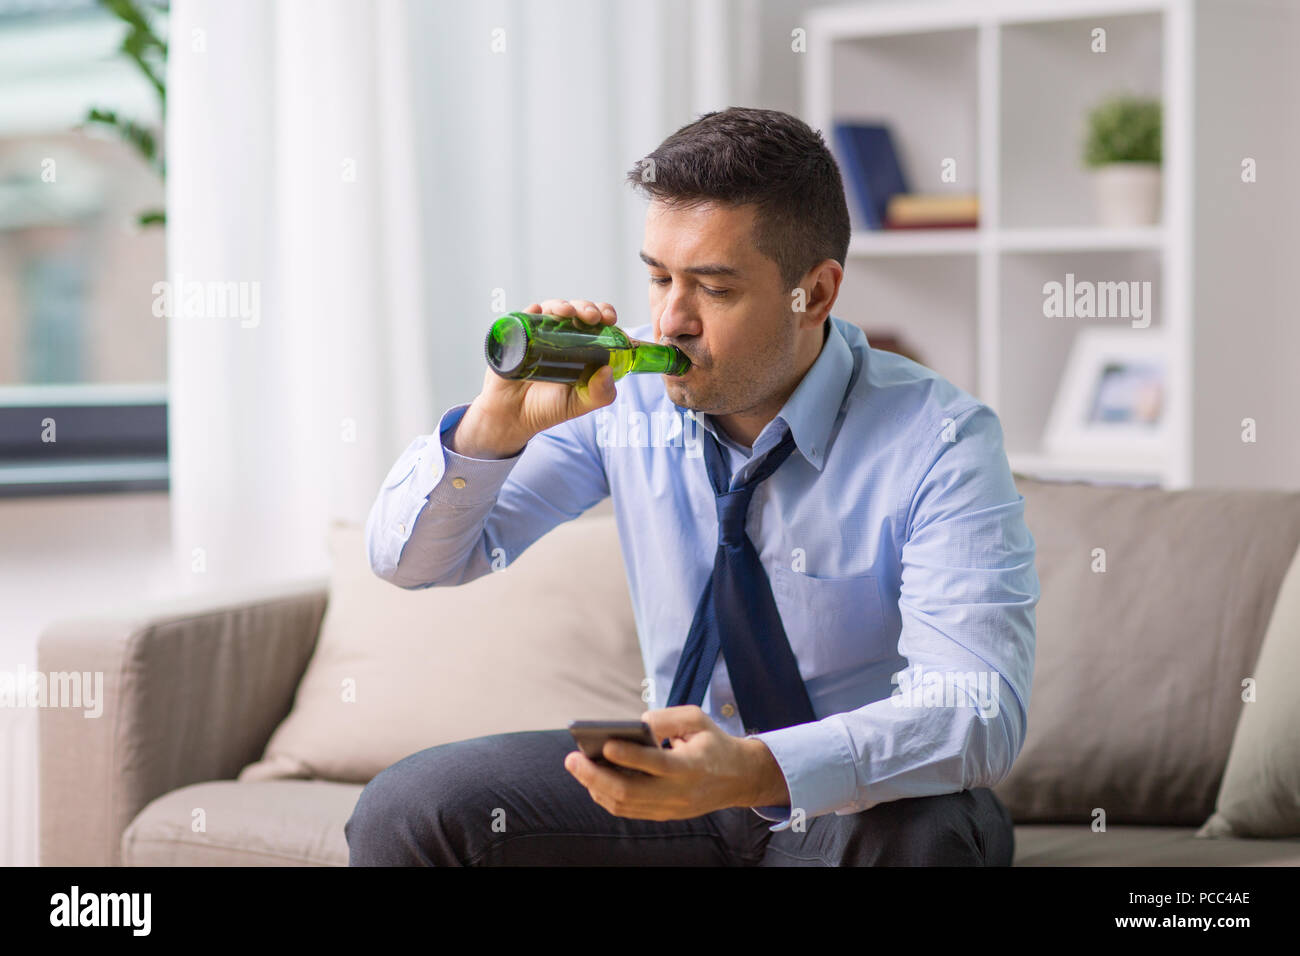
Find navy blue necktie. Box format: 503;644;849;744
666;422;817;734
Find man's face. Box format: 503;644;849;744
641;199;800;417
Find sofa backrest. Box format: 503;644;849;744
244;478;1300;828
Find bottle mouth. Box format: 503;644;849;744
485;313;530;375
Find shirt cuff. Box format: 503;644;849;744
745;717;859;833
415;403;525;508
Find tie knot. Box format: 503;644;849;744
704;426;800;548
715;487;756;546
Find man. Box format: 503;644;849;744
347;106;1038;866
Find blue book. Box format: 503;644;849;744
833;123;910;230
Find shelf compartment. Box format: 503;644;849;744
999;11;1164;229
997;249;1164;458
827;27;980;233
839;254;979;399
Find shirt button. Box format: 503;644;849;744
721;703;736;717
397;522;406;534
451;477;467;489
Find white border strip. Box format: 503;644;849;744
0;458;168;484
0;383;167;406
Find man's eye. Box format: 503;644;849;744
648;275;726;298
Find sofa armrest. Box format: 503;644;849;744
37;577;329;866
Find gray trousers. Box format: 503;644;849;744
344;729;1015;866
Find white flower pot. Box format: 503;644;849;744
1091;162;1162;227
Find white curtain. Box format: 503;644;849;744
166;0;432;592
163;0;751;594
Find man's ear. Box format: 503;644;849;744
790;257;842;329
796;259;844;325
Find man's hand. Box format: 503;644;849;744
451;299;619;460
562;705;790;820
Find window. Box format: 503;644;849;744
0;0;167;496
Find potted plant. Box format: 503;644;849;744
1083;94;1162;227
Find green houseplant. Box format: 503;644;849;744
1083;94;1162;227
82;0;168;227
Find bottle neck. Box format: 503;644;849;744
627;340;690;376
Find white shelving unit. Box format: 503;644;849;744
805;0;1300;489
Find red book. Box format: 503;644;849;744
881;220;978;230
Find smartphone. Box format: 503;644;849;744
567;720;669;774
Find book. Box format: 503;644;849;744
885;193;979;227
881;220;979;230
833;123;909;230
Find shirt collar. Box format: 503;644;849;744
689;317;854;473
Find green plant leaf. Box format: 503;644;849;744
83;107;160;171
91;0;168;226
1083;95;1162;167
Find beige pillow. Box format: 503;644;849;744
1197;542;1300;838
993;478;1300;825
239;509;647;784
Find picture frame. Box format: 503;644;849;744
1043;327;1168;463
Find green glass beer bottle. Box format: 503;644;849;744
484;311;690;385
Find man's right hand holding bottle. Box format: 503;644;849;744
449;299;620;460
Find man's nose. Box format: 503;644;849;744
656;287;698;342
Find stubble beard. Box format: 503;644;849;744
664;353;790;420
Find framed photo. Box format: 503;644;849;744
1043;327;1168;461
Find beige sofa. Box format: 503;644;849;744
38;475;1300;865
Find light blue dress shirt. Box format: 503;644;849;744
365;315;1038;832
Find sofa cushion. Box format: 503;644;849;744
993;477;1300;825
1198;540;1300;837
123;781;1300;867
122;780;362;866
238;504;646;784
1013;824;1300;866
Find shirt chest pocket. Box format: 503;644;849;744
770;565;888;678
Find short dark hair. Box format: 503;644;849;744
626;106;851;292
